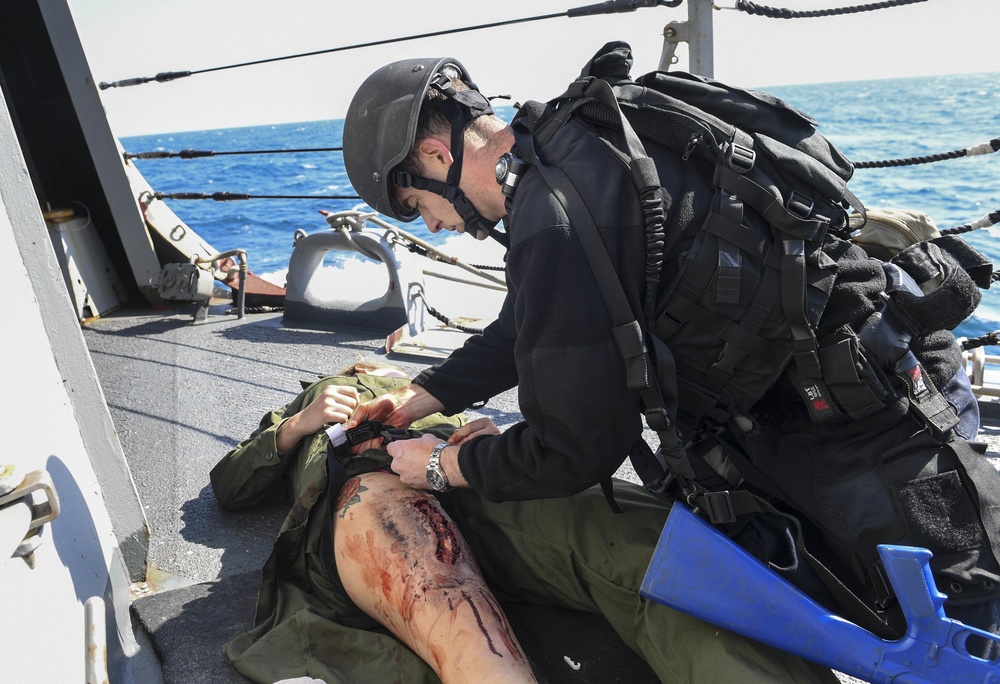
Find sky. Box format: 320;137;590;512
66;0;1000;137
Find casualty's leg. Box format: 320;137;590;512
448;479;839;684
333;472;537;684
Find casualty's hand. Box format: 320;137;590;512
388;433;470;490
448;417;500;445
276;385;359;454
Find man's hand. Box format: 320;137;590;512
387;434;469;490
348;384;445;428
276;385;359;454
346;384;447;454
448;417;500;445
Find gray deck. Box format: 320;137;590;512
83;303;1000;684
83;304;656;683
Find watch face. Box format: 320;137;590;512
494;154;509;184
427;467;447;491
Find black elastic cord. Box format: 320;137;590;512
125;147;342;160
151;191;359;201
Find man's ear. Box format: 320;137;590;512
415;137;453;176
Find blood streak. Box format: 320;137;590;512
408;498;461;565
461;591;502;657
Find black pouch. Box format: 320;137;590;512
874;435;1000;603
888;238;987;332
818;324;896;422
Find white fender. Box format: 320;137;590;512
283;227;424;332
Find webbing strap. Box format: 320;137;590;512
715;165;827;242
571;78;667;328
895;355;960;436
780;238;844;423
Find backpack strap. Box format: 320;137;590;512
520;128;697;491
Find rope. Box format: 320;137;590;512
152;191;360;201
940;209;1000;236
99;1;675;90
421;298;486;335
402;242;506;273
125;147;341;160
732;0;927;19
233;305;284;314
962;331;1000;351
854;138;1000;169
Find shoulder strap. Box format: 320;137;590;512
521;127;696;489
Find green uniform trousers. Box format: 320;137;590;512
447;479;838;684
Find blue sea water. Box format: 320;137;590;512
122;72;1000;339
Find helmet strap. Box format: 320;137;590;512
391;73;503;240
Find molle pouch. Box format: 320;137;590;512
873;436;1000;606
817;325;895;422
888;237;989;332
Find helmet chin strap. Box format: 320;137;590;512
390;71;507;243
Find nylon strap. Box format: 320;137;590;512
524;134;696;484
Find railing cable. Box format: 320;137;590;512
940;209;1000;236
152;191;360;201
854;137;999;169
961;331;1000;352
126;147;341;160
99;0;679;90
730;0;928;19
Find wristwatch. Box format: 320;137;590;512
426;442;452;492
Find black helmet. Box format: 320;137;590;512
343;57;503;241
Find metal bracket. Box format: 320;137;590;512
659;20;689;70
0;469;61;568
0;469;61;533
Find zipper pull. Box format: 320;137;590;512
681;133;703;162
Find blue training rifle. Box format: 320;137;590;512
640;503;1000;683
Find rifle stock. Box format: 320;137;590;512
640;503;1000;683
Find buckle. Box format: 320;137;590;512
726;142;755;174
327;421;417;453
787;190;815;219
700;491;737;525
390;170;413;188
643;407;672;432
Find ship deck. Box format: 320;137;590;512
82;302;1000;684
82;303;660;683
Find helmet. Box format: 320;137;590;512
343;57;472;222
343;57;504;242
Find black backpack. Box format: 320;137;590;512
511;40;989;484
508;41;995;636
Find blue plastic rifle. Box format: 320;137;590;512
640;503;1000;683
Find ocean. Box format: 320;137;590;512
122;71;1000;340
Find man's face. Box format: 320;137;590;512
394;186;489;240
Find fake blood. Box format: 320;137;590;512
409;497;461;564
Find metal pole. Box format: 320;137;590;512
688;0;715;78
85;596;109;684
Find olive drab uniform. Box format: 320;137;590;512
211;374;835;684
